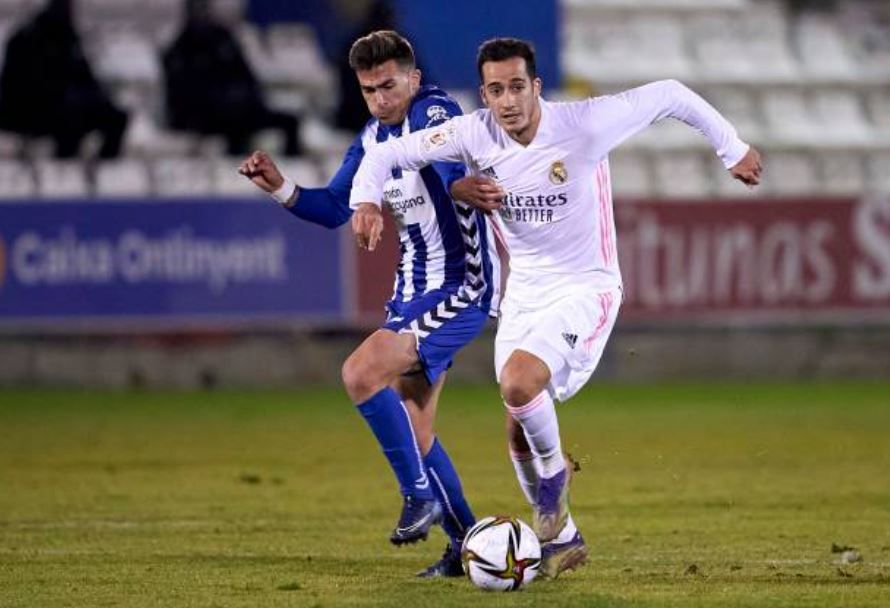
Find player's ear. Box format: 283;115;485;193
479;85;490;108
410;68;421;89
533;77;542;98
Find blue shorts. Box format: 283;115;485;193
382;289;488;385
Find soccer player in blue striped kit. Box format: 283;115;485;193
239;31;504;577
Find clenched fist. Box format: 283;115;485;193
239;150;285;193
730;147;763;187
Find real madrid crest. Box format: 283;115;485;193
549;160;568;185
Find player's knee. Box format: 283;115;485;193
499;366;540;407
341;354;379;403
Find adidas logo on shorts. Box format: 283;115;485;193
562;332;578;348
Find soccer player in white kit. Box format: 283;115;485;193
349;38;763;578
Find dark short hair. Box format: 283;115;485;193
477;38;537;82
348;30;416;72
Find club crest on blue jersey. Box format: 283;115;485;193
425;104;450;127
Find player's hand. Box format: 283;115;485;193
729;147;762;187
352;203;384;252
450;176;504;212
238;150;284;193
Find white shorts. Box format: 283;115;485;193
495;287;622;402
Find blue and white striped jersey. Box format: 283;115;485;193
291;85;500;314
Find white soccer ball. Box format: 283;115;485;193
461;515;541;591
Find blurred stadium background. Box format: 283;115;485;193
0;0;889;388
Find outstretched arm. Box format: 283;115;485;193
349;118;469;249
585;79;761;185
240;140;365;229
349;119;467;211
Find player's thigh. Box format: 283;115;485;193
395;371;446;416
494;306;533;383
342;328;420;387
498;289;622;402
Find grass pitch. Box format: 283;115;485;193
1;382;888;607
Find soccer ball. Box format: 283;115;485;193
461;515;541;591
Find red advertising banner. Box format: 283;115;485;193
352;197;890;325
353;214;400;323
616;196;890;323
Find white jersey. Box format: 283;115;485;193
351;79;749;311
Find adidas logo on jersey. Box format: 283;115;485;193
562;332;578;348
481;166;499;180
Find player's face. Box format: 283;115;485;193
480;57;542;143
355;59;421;125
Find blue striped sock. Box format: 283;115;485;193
424;438;476;545
357;387;433;500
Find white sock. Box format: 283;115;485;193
554;514;578;544
505;391;566;479
509;448;541;506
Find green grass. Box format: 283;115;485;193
1;382;888;607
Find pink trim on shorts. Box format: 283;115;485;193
583;291;614;355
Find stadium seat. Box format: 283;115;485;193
865;90;890;138
652;151;712;198
151;158;213;197
213;157;324;197
300;115;353;157
79;0;180;23
91;25;160;86
761;152;818;195
866;153;890;195
234;23;265;73
818;153;866;196
95;159;151;196
212;158;260;196
34;160;89;198
689;3;798;84
0;0;41;19
266;23;333;90
124;110;198;158
563;14;692;85
277;159;324;189
0;130;22;158
0;159;36;198
701;87;763;144
238;23;332;93
608;151;653;198
811;90;872;147
562;0;749;9
793;14;861;82
761;90;818;146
